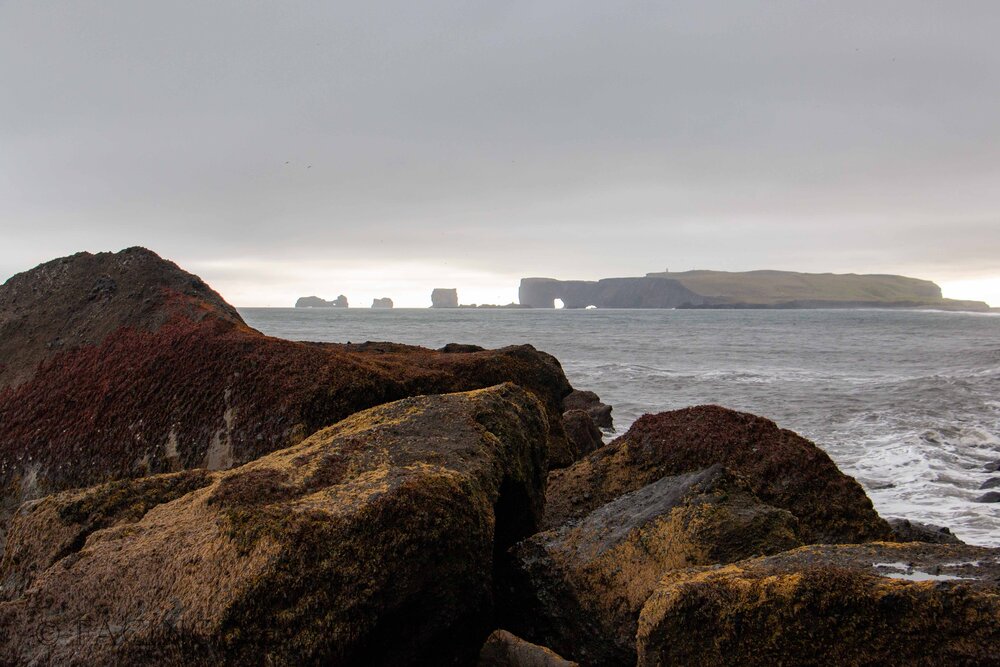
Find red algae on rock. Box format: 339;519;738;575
545;404;892;543
0;248;582;552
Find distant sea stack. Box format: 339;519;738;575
372;297;393;309
519;270;991;311
295;294;348;308
431;288;459;308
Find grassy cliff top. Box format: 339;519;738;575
645;269;944;305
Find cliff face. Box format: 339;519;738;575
520;271;990;311
431;288;458;308
519;277;706;309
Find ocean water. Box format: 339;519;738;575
240;307;1000;546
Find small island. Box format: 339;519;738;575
295;294;348;308
371;297;393;309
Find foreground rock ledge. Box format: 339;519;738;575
503;465;801;666
637;542;1000;667
0;384;549;666
0;248;583;553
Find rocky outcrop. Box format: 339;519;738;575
519;271;991;311
0;384;550;666
636;542;1000;667
519;277;706;309
544;405;892;543
0;249;585;552
295;294;348;308
371;297;393;309
888;518;964;545
478;630;578;667
432;288;459;308
562;390;613;430
0;247;242;390
561;410;603;459
502;466;800;666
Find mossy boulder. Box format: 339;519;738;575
545;405;891;543
0;384;549;666
502;465;801;666
0;248;586;552
637;542;1000;667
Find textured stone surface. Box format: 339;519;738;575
0;384;549;666
0;249;581;551
545;405;892;543
478;630;578;667
637;542;1000;667
503;466;800;666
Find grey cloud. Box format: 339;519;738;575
1;1;998;297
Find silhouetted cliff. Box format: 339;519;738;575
519;271;990;311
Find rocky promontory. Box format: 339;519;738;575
1;248;997;666
519;270;991;311
295;294;348;308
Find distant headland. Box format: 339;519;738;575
519;270;991;311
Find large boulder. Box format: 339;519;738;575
0;249;582;551
561;390;613;430
545;405;892;543
561;410;603;459
637;542;1000;667
0;384;549;666
502;466;800;666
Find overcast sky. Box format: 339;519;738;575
1;1;998;306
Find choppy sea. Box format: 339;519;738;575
241;307;1000;546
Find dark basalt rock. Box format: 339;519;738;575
0;385;549;666
976;491;1000;503
562;389;613;430
561;410;603;460
637;542;1000;667
544;405;892;543
502;465;800;667
888;518;965;545
478;630;578;667
980;477;1000;490
0;249;584;553
0;247;242;390
371;297;393;308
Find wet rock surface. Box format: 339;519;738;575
888;518;965;545
561;389;613;429
502;465;800;666
544;405;892;543
0;384;549;666
561;410;603;461
637;542;1000;667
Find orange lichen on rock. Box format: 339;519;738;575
502;466;801;666
545;405;891;543
636;542;1000;667
0;248;580;553
0;384;550;666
